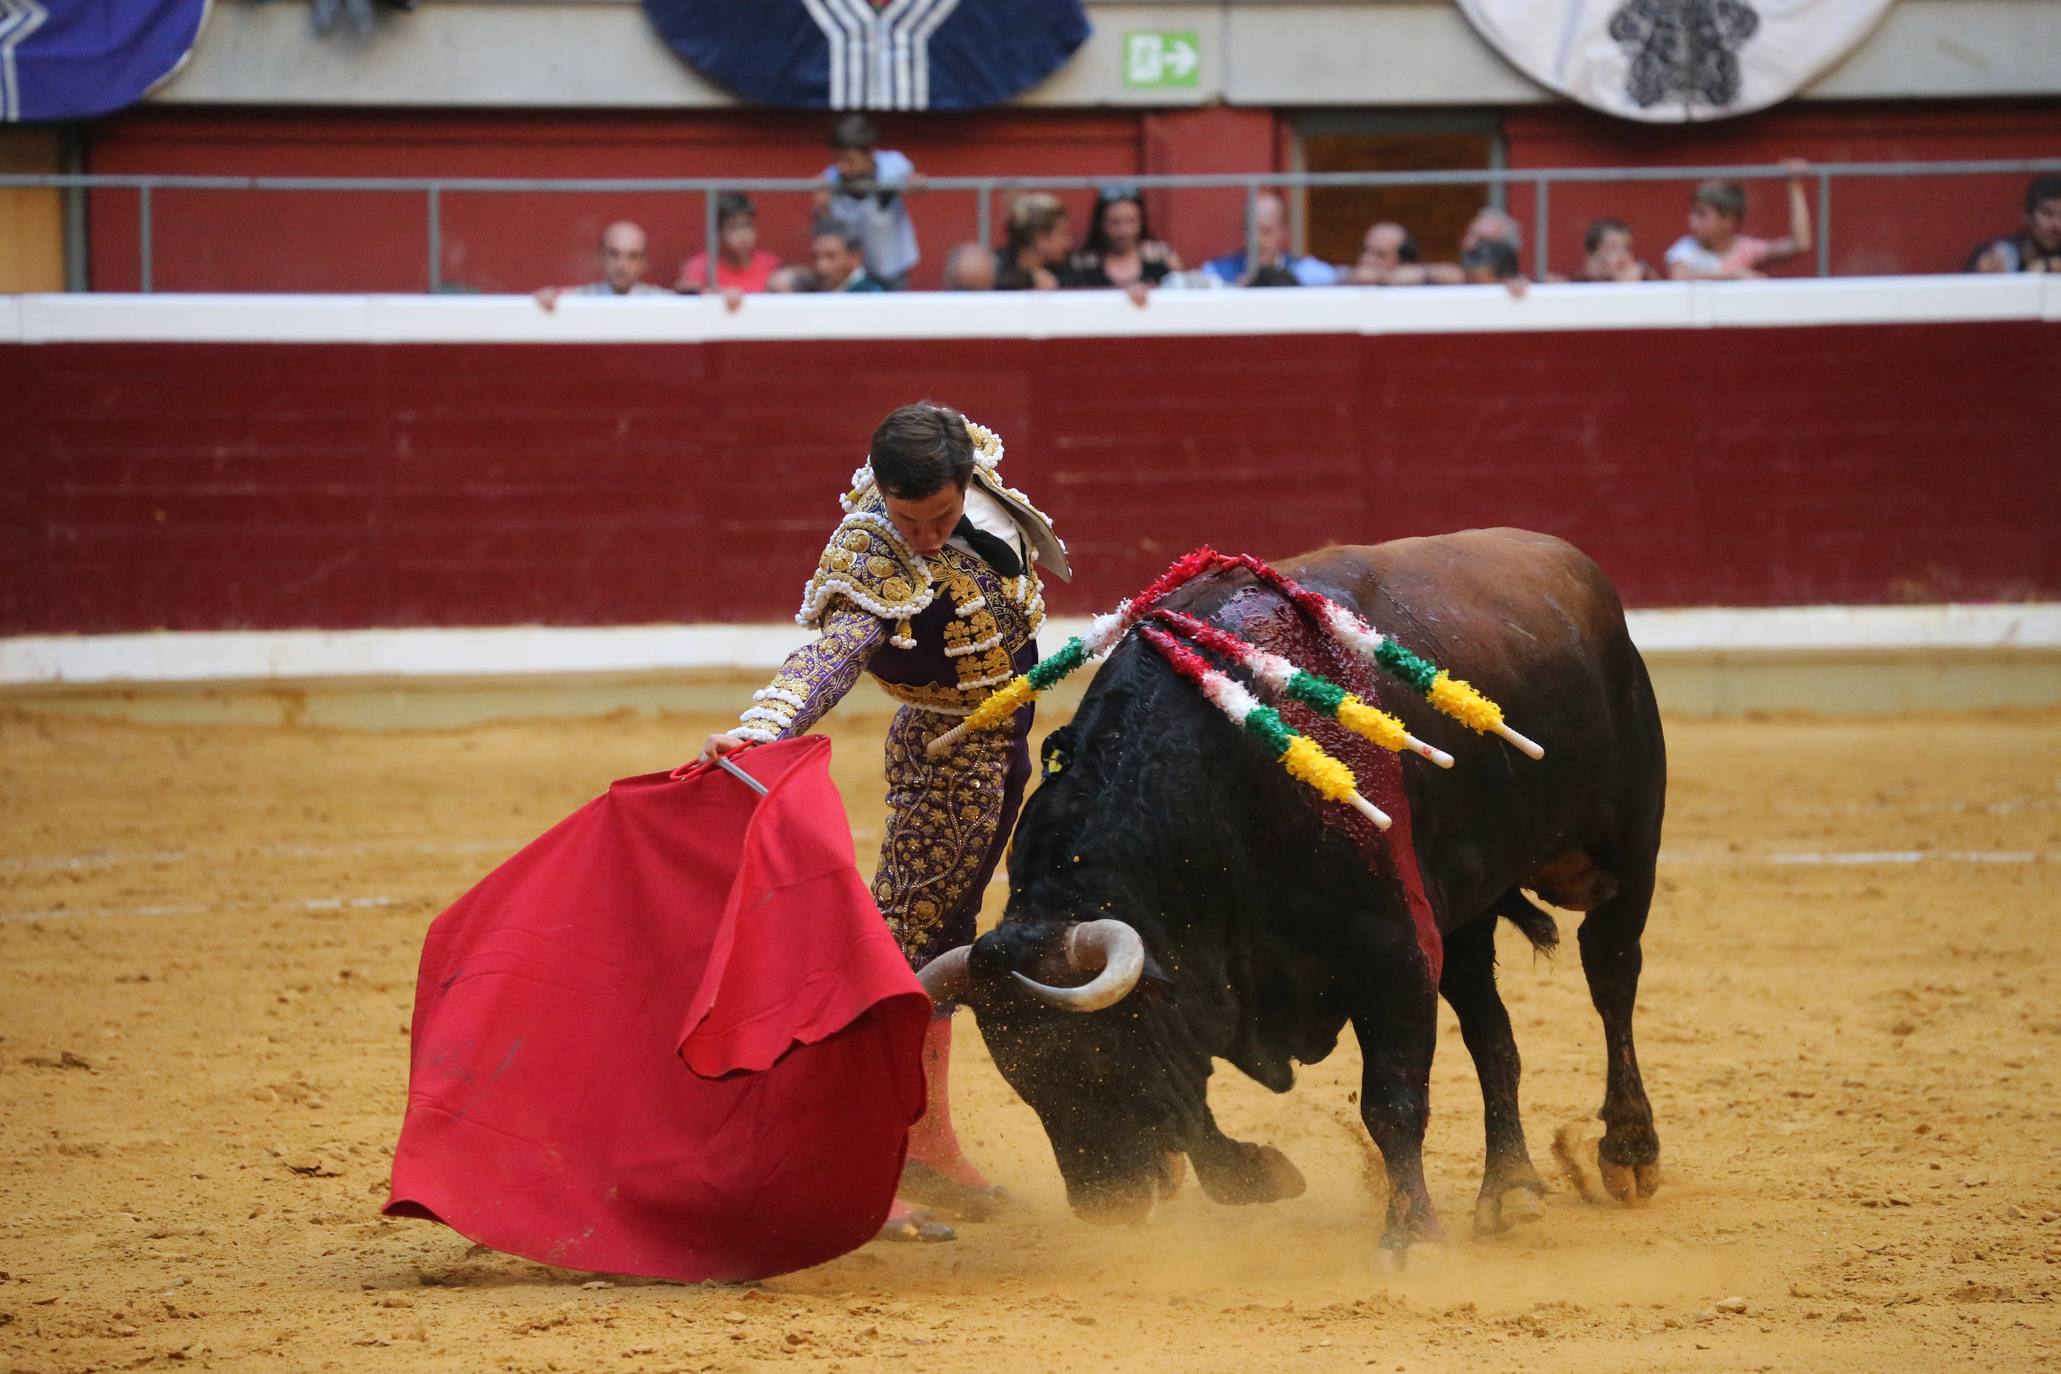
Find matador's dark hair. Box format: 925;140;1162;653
870;403;974;500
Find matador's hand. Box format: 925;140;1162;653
698;732;751;764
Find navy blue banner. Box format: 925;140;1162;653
2;0;208;123
643;0;1090;111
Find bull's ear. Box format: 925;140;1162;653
1139;951;1176;994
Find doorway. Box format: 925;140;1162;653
1293;113;1504;269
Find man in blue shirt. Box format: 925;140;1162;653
1203;191;1340;287
814;115;922;290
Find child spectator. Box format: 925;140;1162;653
1966;175;2061;273
676;192;782;296
813;115;920;289
1066;188;1182;292
1665;162;1813;280
994;194;1071;291
810;223;885;293
1571;218;1659;282
534;221;671;311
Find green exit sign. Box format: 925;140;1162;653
1123;30;1201;89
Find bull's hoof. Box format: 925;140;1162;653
1376;1240;1448;1273
1194;1141;1306;1206
1597;1148;1659;1205
1473;1185;1546;1236
897;1160;1008;1222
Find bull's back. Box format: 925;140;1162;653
1286;529;1662;922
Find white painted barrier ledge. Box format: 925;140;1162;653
5;274;2057;345
4;603;2056;687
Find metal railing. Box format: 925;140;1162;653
6;159;2059;293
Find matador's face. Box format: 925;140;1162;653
883;483;967;556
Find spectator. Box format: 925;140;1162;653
533;221;670;311
765;265;820;293
994;194;1071;291
1351;221;1419;284
1247;265;1301;288
676;192;783;296
1666;162;1813;280
813;114;920;289
1570;217;1659;282
942;242;997;291
1460;238;1522;286
1067;187;1182;291
810;223;885;293
1967;175;2061;273
1461;207;1522;256
1203;192;1340;287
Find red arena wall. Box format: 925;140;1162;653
4;293;2054;636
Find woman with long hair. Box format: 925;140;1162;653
1067;186;1182;291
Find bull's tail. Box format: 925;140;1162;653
1491;887;1560;955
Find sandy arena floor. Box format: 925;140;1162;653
2;702;2058;1373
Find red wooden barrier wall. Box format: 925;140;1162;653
5;320;2054;635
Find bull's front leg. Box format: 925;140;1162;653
1348;942;1443;1262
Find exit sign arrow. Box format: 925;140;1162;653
1123;30;1202;89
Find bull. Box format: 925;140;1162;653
919;529;1666;1259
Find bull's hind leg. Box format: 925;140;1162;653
1577;853;1661;1202
1440;908;1547;1234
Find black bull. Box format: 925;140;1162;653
921;529;1667;1257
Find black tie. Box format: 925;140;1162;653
953;516;1024;577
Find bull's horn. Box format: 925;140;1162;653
916;945;974;1005
1011;919;1146;1013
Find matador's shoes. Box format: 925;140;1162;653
897;1014;1010;1222
876;1199;956;1244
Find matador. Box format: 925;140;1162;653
700;402;1067;1241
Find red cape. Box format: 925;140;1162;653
384;737;931;1283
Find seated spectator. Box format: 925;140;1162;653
1203;192;1340;287
1350;221;1419;284
942;242;996;291
1570;218;1659;282
1460;238;1522;285
1666;162;1812;280
765;265;820;293
810;223;885;293
1373;207;1533;290
1461;207;1522;256
1067;187;1182;291
676;192;782;296
1967;175;2061;273
534;221;670;311
813;114;921;290
994;194;1071;291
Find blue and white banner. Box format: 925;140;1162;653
643;0;1090;111
2;0;208;122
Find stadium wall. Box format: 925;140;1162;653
5;279;2055;653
